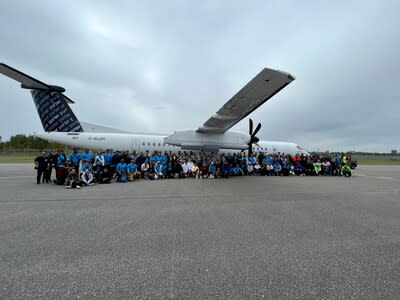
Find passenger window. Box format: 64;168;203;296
147;142;150;146
158;142;161;146
142;142;145;146
153;142;156;146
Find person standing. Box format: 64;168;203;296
69;148;81;172
34;151;50;184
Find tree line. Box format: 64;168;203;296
0;134;65;150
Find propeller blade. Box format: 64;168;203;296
253;122;262;137
249;118;253;135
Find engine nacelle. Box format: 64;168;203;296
164;130;249;151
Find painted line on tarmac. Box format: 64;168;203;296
355;173;399;181
0;175;35;179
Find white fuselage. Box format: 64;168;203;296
35;131;308;156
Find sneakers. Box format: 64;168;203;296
65;185;81;189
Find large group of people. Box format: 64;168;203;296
34;149;354;188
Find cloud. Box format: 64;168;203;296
0;0;399;152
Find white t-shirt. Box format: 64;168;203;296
182;162;191;174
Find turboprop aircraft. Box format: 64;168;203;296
0;63;308;155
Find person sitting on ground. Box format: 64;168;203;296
97;167;112;184
266;163;274;176
321;159;331;176
116;159;128;182
154;161;164;179
127;160;141;181
282;159;292;176
81;169;94;186
341;164;352;177
146;163;156;180
273;161;282;176
200;161;209;178
313;160;322;176
191;161;200;178
182;159;192;178
221;161;232;178
208;161;217;178
247;162;255;176
231;164;244;176
141;160;150;178
165;162;174;178
294;162;304;176
80;160;93;176
175;161;185;178
65;168;81;189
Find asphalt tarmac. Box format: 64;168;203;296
0;164;399;299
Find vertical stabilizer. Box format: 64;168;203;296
31;90;83;132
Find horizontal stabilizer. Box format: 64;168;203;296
81;122;130;133
0;63;75;103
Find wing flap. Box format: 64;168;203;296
197;68;295;134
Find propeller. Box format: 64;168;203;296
248;118;262;155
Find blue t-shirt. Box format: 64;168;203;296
80;151;92;163
273;162;282;172
116;162;127;173
127;162;137;173
56;154;66;168
69;151;81;165
103;152;113;165
80;164;93;173
208;164;217;173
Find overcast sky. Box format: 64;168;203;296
0;0;399;152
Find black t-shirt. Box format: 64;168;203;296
35;156;50;170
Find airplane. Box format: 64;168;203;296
0;63;308;156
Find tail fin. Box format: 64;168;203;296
0;63;84;132
31;90;84;132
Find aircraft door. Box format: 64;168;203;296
132;138;140;153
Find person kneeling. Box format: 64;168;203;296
341;164;352;177
127;160;141;181
81;169;94;186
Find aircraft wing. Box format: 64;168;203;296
196;68;295;134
